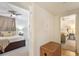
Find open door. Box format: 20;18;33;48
61;14;76;56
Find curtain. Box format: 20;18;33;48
0;16;16;31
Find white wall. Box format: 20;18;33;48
29;3;60;56
50;16;60;43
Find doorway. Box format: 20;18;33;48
60;14;76;56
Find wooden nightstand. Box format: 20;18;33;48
40;41;61;56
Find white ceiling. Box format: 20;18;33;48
36;2;79;15
9;2;31;10
0;2;79;15
0;2;28;17
10;2;79;15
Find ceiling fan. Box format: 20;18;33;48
0;3;22;17
8;10;22;16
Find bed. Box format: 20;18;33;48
0;35;25;54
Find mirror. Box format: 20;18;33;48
61;14;76;56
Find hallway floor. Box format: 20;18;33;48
61;48;76;56
61;39;76;52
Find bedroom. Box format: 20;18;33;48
0;3;30;56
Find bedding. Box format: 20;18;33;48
0;35;24;52
0;39;9;52
0;35;24;43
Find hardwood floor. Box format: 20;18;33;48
76;53;79;56
61;48;76;56
61;40;76;52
